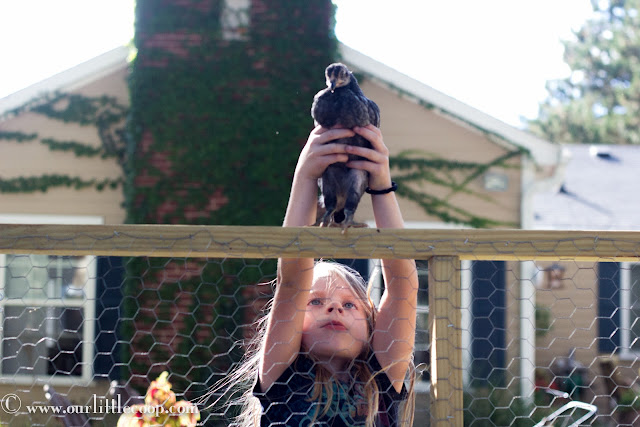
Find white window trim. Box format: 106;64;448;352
365;221;472;393
620;262;639;360
0;214;102;385
221;0;250;40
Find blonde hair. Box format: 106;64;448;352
201;260;416;426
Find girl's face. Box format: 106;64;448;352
301;272;370;365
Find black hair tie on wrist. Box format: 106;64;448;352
365;181;398;195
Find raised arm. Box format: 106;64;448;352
346;125;419;393
259;126;354;391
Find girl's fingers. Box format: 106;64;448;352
353;124;378;138
344;144;385;162
311;127;355;145
326;153;349;165
347;126;392;189
324;128;355;142
354;125;388;154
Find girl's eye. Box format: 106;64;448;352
343;302;356;309
309;299;323;306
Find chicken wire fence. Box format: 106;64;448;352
0;224;639;426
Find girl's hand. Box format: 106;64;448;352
295;126;355;181
345;125;393;191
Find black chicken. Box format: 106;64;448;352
311;62;380;230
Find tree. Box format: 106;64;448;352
528;0;640;144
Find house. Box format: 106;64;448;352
341;43;568;397
0;47;131;422
0;39;566;418
531;144;640;412
0;46;129;225
341;43;565;229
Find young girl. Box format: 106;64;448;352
210;125;418;426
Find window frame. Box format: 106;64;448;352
0;214;101;385
620;261;640;360
221;0;250;40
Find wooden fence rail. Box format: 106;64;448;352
2;224;640;426
1;224;640;261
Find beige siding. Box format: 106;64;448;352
2;66;523;228
80;67;130;104
530;261;639;403
355;80;522;227
503;261;607;392
535;261;600;369
0;189;124;224
481;258;639;405
0;69;128;224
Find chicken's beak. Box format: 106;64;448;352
329;80;336;93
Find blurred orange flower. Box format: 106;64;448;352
117;372;201;427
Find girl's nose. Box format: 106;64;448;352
327;301;343;313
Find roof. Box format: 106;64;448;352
340;44;562;167
533;144;640;230
0;46;131;118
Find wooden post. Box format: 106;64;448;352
429;256;463;426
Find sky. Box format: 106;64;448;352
0;1;595;128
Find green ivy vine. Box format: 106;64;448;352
0;131;37;142
122;0;339;408
0;175;121;193
0;91;128;193
390;148;523;228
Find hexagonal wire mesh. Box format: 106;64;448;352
0;225;638;426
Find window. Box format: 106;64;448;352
0;214;100;384
222;0;250;40
414;260;430;384
367;259;429;390
620;262;640;358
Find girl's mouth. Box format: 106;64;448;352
322;321;347;330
